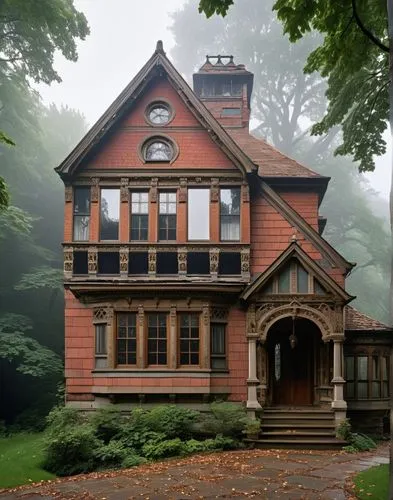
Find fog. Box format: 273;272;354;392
35;0;391;200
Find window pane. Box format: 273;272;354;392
116;313;137;365
179;313;199;365
221;215;240;241
73;215;90;241
211;324;225;355
345;356;354;380
314;279;326;295
188;189;209;240
74;187;90;215
220;188;240;215
147;313;167;365
372;357;379;379
100;189;120;240
346;382;355;398
372;382;381;398
382;357;388;380
95;325;107;355
278;266;290;293
357;357;368;380
297;265;309;293
357;382;368;399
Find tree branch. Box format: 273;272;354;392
352;0;389;52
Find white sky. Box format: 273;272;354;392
36;0;391;201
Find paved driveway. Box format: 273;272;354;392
0;444;389;499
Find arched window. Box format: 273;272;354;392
143;138;174;162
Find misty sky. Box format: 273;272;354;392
36;0;391;200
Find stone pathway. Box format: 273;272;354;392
0;444;389;499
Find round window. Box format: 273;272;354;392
147;103;171;125
144;139;173;162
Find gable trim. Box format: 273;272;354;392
259;180;354;273
56;43;257;179
240;240;354;302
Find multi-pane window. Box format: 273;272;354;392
263;260;327;295
159;192;176;241
220;188;240;241
147;313;167;365
100;189;120;240
211;323;226;369
188;189;209;240
130;192;148;241
179;314;199;365
95;324;107;368
73;187;90;241
345;354;390;400
117;313;137;365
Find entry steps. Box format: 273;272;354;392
247;408;347;449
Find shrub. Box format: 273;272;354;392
183;439;209;454
144;405;199;439
349;433;377;452
91;407;124;444
241;417;261;437
121;454;148;468
42;424;100;476
142;438;185;459
45;406;84;436
94;440;129;468
209;402;247;436
336;419;351;441
211;434;238;450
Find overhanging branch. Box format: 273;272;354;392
352;0;389;53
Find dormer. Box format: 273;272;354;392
193;55;254;130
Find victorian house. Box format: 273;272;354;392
56;42;392;445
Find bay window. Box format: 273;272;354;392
344;352;390;400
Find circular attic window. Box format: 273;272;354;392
146;102;172;125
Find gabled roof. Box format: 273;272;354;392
240;240;354;303
55;41;257;179
259;180;354;273
345;306;392;332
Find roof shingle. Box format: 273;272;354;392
227;128;323;179
345;306;392;331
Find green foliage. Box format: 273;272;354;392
198;0;233;18
241;417;261;436
142;438;185;460
45;406;84;437
209;402;247;436
336;418;351;441
349;433;377;452
42;424;100;476
144;405;199;439
94;440;129;468
183;438;209;454
91;407;124;444
121;454;147;468
15;267;63;291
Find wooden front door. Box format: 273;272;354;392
270;327;313;406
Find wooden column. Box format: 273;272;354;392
90;178;100;242
210;178;220;242
64;186;73;242
149;178;158;242
201;304;210;369
177;178;187;243
331;336;347;427
169;306;177;369
106;308;115;369
137;305;145;368
241;182;250;244
119;178;129;242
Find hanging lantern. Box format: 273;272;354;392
289;315;298;349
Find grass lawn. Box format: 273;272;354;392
353;464;389;500
0;433;55;489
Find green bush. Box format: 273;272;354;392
144;405;199;439
336;419;351;441
45;406;84;437
349;433;377;452
209;402;247;436
94;440;128;468
42;424;100;476
142;438;185;459
121;454;147;468
91;407;124;444
183;438;209;454
211;434;238;450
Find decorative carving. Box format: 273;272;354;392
242;182;250;203
138;305;144;326
119;247;129;274
64;186;73;203
94;307;113;322
211;307;228;322
202;305;210;326
256;300;335;343
241;248;250;276
150;178;158;202
148;248;156;274
210;178;219;202
177;247;187;274
64;247;73;274
120;178;129;202
247;303;256;336
90;178;99;202
178;178;187;203
170;306;177;327
88;247;98;274
209;248;220;275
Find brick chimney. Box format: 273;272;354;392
193;55;254;129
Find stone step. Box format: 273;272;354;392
262;430;336;438
263;412;334;419
262;423;335;429
264;408;333;413
245;437;346;450
263;418;334;426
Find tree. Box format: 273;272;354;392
0;0;89;212
171;0;391;323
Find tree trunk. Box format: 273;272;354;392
388;1;393;497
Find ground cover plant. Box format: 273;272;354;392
354;464;389;500
0;433;55;489
42;404;249;476
336;419;377;453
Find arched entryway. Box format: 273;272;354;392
266;317;322;406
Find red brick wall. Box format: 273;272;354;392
278;191;319;230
